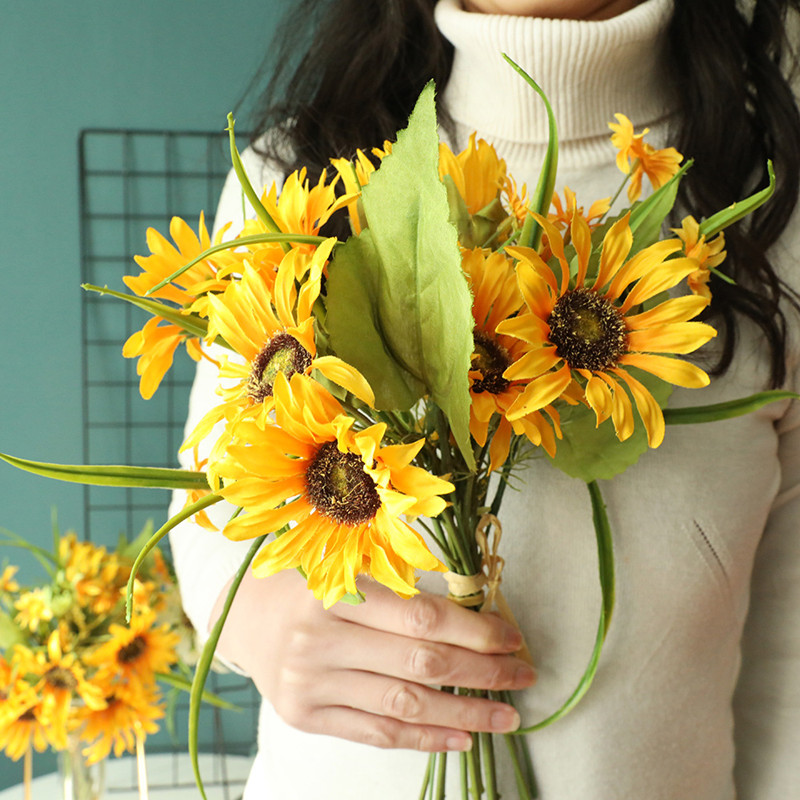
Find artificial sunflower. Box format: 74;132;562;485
0;566;19;594
84;609;179;690
439;134;507;216
672;215;727;300
122;213;229;399
14;632;106;749
182;243;373;485
13;588;53;633
462;248;562;470
550;187;611;233
498;212;716;448
330;143;393;234
0;683;50;761
608;113;683;202
74;681;163;765
215;372;452;608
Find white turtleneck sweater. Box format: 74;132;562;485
169;0;800;797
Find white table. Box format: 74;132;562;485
0;753;253;800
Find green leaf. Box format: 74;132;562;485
628;160;692;252
0;610;25;651
125;493;223;621
0;453;210;490
225;114;284;241
699;161;775;238
0;528;59;576
82;284;212;341
502;55;558;251
156;671;241;711
517;480;614;733
545;369;672;482
664;389;797;425
330;81;475;469
327;232;426;410
139;232;330;298
189;535;266;800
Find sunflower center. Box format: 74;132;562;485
248;333;312;402
471;332;511;395
305;441;381;525
117;635;146;664
44;666;78;691
547;288;628;371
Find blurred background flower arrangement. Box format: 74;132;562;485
0;519;213;797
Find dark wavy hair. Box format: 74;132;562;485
247;0;800;387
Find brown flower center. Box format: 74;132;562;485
305;441;381;525
248;333;312;402
547;288;628;371
471;332;512;395
117;635;146;664
44;666;78;691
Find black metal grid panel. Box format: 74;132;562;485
78;129;259;797
79;128;231;541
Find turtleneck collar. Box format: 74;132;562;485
435;0;677;148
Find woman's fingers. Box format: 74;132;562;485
330;581;525;655
300;705;475;752
322;617;536;692
314;669;522;735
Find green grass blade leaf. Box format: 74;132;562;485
189;535;266;800
516;480;614;732
0;454;210;490
664;389;797;425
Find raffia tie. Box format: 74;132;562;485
443;513;533;665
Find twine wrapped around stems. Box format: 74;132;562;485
443;514;533;665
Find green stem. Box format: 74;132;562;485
435;751;448;799
189;534;266;800
460;753;469;800
419;754;434;800
479;732;499;800
516;480;615;733
126;492;223;620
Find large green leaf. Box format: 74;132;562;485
0;453;210;490
628;160;691;252
546;369;672;482
327;82;475;468
326;232;426;410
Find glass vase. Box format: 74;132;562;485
59;734;105;800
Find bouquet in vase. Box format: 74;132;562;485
0;519;231;799
2;58;792;799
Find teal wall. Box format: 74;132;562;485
0;0;284;789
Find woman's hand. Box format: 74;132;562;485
212;568;536;752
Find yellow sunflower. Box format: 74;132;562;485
13;633;106;750
122;213;229;399
498;212;716;448
0;566;19;594
672;215;727;300
0;682;50;761
14;588;53;633
439;134;507;216
84;609;179;690
550;187;611;233
60;534;122;616
182;241;373;485
330;143;393;234
462;248;563;470
215;372;452;608
609;113;683;202
74;680;163;764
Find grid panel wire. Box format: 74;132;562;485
79;129;258;798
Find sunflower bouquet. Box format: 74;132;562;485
0;520;222;797
1;57;790;799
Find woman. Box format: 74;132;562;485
169;0;800;796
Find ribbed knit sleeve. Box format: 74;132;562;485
732;223;800;797
167;147;276;643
